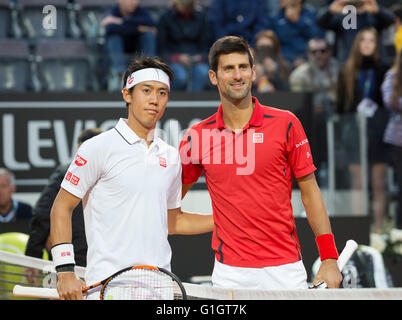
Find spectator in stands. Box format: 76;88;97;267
289;37;339;184
336;27;389;220
316;0;395;63
208;0;267;45
25;128;102;267
0;168;32;223
290;37;339;101
253;29;290;93
265;0;281;18
381;48;402;236
102;0;157;91
268;0;325;68
157;0;211;92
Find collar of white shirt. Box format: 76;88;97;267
114;118;167;155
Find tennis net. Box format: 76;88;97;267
0;250;84;300
1;250;402;300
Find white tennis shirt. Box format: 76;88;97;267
60;118;182;286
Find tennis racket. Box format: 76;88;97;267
309;239;358;289
13;265;187;300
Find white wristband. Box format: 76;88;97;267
51;243;75;268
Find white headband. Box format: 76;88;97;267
124;68;170;90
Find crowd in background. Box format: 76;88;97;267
100;0;399;92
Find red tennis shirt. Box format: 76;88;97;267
179;97;316;267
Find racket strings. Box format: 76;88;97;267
101;268;179;300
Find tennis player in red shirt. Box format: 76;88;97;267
179;36;342;290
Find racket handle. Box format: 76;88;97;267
337;240;358;271
313;239;358;289
13;285;60;299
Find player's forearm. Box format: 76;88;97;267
168;210;214;235
303;193;332;237
298;174;332;236
49;201;73;246
49;189;81;246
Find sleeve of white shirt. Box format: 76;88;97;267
167;151;182;210
60;138;103;199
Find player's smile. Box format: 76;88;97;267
230;80;244;86
210;52;256;102
229;81;246;89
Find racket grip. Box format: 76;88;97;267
312;239;358;289
13;285;60;299
337;240;358;271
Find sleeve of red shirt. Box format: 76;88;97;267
286;113;317;178
179;128;203;184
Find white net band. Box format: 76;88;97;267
2;250;402;300
183;283;402;300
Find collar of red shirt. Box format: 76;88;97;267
215;97;264;130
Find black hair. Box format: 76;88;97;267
208;36;254;73
391;4;402;20
308;36;332;50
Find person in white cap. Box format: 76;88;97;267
49;57;214;300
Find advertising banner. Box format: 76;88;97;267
0;92;312;192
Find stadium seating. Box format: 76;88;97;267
0;0;24;39
34;38;93;92
0;39;32;91
0;0;238;93
0;0;11;38
73;0;113;43
0;0;397;93
18;0;69;40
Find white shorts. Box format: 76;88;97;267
212;259;308;290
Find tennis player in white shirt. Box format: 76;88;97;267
49;57;214;300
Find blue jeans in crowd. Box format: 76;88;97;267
106;32;157;75
170;62;209;92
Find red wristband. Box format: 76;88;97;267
315;233;339;261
